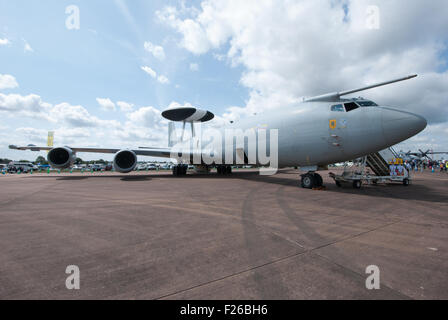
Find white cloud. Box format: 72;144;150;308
141;65;157;78
165;101;194;110
157;7;211;55
117;101;134;112
189;63;199;71
116;105;167;143
157;75;170;84
396;123;448;158
51;102;120;128
0;93;52;121
15;127;47;143
141;66;170;84
96;98;116;111
127;106;163;128
0;74;18;90
160;0;448;149
0;38;10;46
0;93;120;129
2;92;170;160
23;40;33;53
144;41;166;60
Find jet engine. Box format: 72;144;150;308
113;150;138;173
47;147;75;169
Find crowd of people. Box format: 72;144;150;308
389;158;448;176
406;159;448;173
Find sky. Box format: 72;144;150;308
1;0;448;161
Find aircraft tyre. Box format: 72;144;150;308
301;173;315;189
173;165;187;176
217;165;232;175
353;180;362;189
314;174;323;187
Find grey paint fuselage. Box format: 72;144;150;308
198;100;427;168
8;74;427;171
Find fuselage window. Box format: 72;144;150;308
344;102;359;112
331;104;345;112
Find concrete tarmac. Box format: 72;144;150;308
0;169;447;299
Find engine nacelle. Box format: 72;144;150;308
47;147;75;169
113;150;137;173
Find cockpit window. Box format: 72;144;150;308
331;104;345;112
344;102;359;112
356;100;378;107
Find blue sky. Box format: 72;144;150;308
0;0;246;125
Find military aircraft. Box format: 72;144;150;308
397;149;448;162
9;74;427;188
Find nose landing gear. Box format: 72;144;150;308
300;172;323;189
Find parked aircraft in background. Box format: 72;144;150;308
398;149;448;162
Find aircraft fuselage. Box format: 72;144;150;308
189;100;427;168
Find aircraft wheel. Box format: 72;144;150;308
353;180;362;189
301;174;315;189
335;180;342;187
403;178;410;186
314;174;323;187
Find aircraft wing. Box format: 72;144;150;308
9;145;173;158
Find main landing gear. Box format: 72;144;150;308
216;165;232;175
172;164;188;176
300;172;323;189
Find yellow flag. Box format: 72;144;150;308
47;131;54;147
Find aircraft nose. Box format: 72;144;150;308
381;107;427;145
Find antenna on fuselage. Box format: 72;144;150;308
305;74;417;102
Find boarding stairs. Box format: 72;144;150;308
366;147;398;176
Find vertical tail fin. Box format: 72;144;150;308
168;122;177;147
